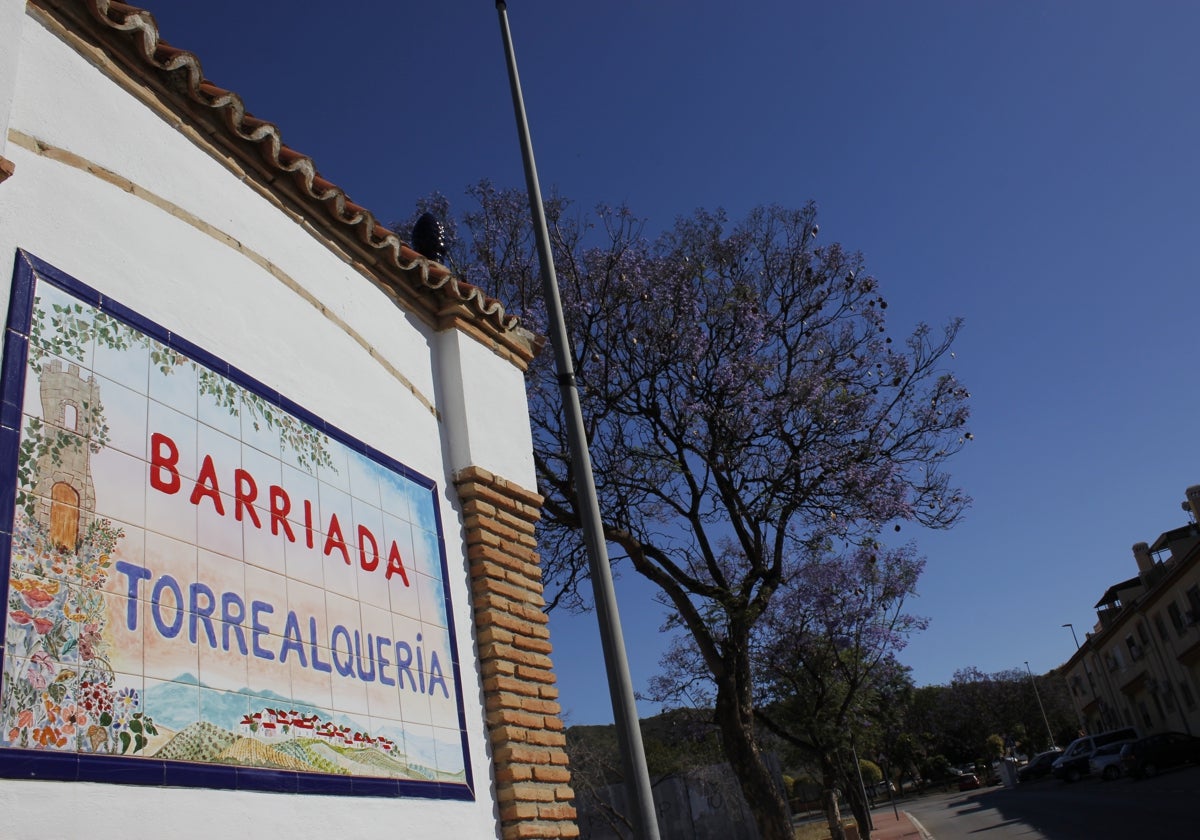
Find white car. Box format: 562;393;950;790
1088;741;1133;781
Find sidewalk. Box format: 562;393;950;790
862;809;931;840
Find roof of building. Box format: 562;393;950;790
34;0;530;357
1149;523;1199;554
1093;574;1143;610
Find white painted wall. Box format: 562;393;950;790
0;0;27;161
0;9;536;838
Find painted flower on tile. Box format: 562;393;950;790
32;719;67;749
7;708;34;743
11;578;58;610
78;680;113;715
115;687;138;713
58;703;87;735
77;623;100;661
25;652;54;691
2;508;127;753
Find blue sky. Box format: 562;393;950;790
146;1;1200;724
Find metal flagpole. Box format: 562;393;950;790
493;4;661;838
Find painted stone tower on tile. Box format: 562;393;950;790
33;359;98;549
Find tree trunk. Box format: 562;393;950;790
841;757;872;840
713;679;793;840
820;757;846;840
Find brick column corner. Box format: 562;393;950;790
454;465;578;840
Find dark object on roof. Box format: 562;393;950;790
412;213;448;264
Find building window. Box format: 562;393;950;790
1169;602;1186;637
63;403;77;431
1126;635;1142;660
1137;701;1154;729
1155;612;1170;642
1187;586;1200;625
1137;622;1150;645
1181;681;1197;711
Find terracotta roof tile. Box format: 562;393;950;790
42;0;523;338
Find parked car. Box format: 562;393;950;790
1088;742;1127;781
957;772;981;791
1017;748;1063;783
1052;727;1139;782
1119;731;1200;779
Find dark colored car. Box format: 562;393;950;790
957;772;981;791
1119;732;1200;779
1017;748;1063;783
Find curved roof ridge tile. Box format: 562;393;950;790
77;0;521;333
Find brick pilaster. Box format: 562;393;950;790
454;465;578;840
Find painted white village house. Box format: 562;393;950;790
0;1;577;838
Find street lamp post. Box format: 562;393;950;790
1025;661;1056;749
493;4;660;839
1060;624;1089;734
1062;623;1091;731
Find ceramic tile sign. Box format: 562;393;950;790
0;253;471;798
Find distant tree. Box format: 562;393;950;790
1007;722;1030;757
985;734;1005;762
921;753;954;783
887;732;922;790
409;184;972;840
868;669;920;792
903;668;998;764
566;709;725;836
903;666;1078;767
562;724;631;837
734;542;927;839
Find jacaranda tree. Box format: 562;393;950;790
404;184;971;839
746;543;927;840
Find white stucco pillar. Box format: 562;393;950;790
435;328;536;490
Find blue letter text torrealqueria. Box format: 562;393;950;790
115;560;449;698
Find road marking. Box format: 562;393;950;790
904;811;935;840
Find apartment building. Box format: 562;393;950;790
1062;486;1200;737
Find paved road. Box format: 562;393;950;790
902;765;1199;839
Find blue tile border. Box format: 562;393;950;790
9;748;79;781
297;770;354;796
162;759;236;790
83;754;167;786
0;251;475;801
